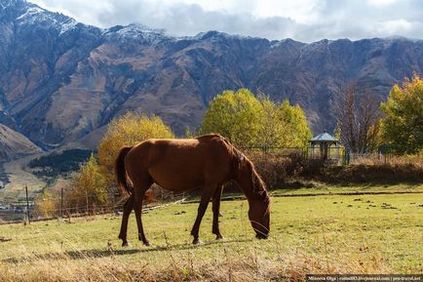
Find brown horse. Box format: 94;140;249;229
115;134;270;246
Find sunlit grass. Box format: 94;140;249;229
271;183;423;196
0;187;422;281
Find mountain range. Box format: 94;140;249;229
1;0;423;160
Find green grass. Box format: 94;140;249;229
270;183;423;196
1;187;423;281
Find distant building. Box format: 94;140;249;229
309;132;340;161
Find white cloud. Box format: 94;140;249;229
367;0;398;7
29;0;423;42
379;19;412;34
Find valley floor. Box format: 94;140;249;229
0;156;46;202
0;186;422;281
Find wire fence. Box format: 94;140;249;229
0;186;188;224
1;146;422;224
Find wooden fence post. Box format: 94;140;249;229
60;187;64;218
25;185;30;224
85;189;89;216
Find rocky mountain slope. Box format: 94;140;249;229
0;123;41;161
1;0;423;153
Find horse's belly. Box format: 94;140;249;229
148;166;203;191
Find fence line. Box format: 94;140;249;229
0;184;189;223
0;201;188;225
1;146;422;223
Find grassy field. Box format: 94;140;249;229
0;186;422;281
270;183;423;196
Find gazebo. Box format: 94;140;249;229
309;132;340;161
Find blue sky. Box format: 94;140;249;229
30;0;423;42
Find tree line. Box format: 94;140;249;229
34;75;423;215
335;74;423;154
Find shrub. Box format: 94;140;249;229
34;191;58;218
244;149;305;189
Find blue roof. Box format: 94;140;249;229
310;132;338;142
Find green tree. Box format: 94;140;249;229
257;97;285;148
201;89;312;148
201;89;264;147
277;100;312;148
97;113;175;177
381;75;423;153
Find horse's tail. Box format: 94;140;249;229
115;146;133;195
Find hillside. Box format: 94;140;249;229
0;0;423;150
0;123;41;161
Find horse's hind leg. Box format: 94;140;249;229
191;183;216;244
118;194;134;247
118;195;134;246
133;178;152;246
212;185;223;240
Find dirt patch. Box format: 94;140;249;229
0;236;11;243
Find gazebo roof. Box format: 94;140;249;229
310;132;338;143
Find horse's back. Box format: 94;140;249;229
125;135;234;191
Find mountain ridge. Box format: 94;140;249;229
1;0;423;159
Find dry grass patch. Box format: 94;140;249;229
1;190;422;281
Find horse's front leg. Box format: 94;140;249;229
118;194;135;247
212;185;223;240
191;184;216;244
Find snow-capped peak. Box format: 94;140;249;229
13;2;78;35
16;5;44;20
0;0;26;10
103;23;170;44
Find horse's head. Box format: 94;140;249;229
235;153;271;239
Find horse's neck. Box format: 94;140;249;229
235;175;256;200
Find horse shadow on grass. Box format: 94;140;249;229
2;238;253;264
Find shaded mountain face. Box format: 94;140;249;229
0;123;41;161
1;0;423;150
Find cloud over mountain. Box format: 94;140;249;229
30;0;423;42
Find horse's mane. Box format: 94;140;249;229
195;133;226;141
195;133;269;200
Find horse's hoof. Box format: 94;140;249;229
122;241;129;247
216;234;223;240
192;238;201;245
255;234;268;240
143;241;150;247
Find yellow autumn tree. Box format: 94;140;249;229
381;75;423;153
277;100;312;148
66;154;109;211
34;191;57;218
97;113;175;180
